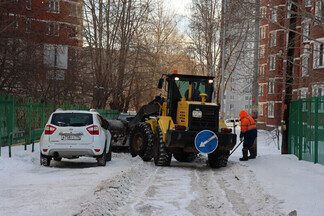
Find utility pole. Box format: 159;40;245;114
53;45;57;112
282;0;298;154
252;0;260;120
220;0;226;119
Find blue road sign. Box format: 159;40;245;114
195;130;218;154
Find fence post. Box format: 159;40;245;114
298;100;303;160
0;122;2;156
288;101;292;154
26;98;32;150
41;102;45;127
9;95;15;148
314;97;319;164
9;132;13;157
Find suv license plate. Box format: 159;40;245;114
61;135;81;140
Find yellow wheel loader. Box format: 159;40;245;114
128;72;237;168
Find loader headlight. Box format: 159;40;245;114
192;110;202;118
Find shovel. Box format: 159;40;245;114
229;139;244;156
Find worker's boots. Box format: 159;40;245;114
248;148;256;159
239;149;249;161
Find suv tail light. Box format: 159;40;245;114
87;125;99;135
45;125;56;135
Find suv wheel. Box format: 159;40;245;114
106;145;112;161
97;148;107;166
40;153;51;167
53;157;62;162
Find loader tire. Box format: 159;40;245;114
129;122;154;161
173;153;197;162
154;126;171;166
208;151;229;168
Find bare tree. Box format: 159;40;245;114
83;0;152;110
189;0;256;105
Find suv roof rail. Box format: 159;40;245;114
55;108;63;111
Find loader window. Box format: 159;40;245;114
175;79;212;102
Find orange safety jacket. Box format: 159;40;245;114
239;110;257;133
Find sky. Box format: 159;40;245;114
164;0;191;17
163;0;192;33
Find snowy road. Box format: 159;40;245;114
78;156;285;216
1;130;324;216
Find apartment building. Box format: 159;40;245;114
1;0;83;80
258;0;324;128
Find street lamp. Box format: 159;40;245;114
220;0;226;119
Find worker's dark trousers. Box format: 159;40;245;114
243;129;257;150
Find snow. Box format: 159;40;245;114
0;129;323;216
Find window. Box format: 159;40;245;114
245;96;249;100
69;26;77;38
270;31;276;47
299;88;308;99
230;104;234;109
259;85;264;96
259;64;265;77
261;7;267;18
26;18;31;33
268;79;275;94
302;54;310;76
268;102;274;118
315;0;324;24
303;19;311;41
271;8;277;22
14;20;19;29
47;0;60;13
230;95;234;100
51;113;93;127
305;0;312;7
260;26;266;39
320;44;324;66
313;41;324;68
259;45;265;59
26;0;31;10
288;0;292;18
46;22;59;36
70;3;82;18
259;104;263;116
269;55;276;70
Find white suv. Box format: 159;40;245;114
40;109;112;166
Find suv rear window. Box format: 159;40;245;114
51;113;93;127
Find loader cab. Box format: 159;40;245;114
165;74;214;122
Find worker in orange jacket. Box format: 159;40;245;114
239;110;257;161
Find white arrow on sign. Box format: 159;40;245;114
199;134;217;147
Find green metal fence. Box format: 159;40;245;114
288;96;324;165
0;93;120;156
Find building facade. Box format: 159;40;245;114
258;0;324;128
1;0;83;81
